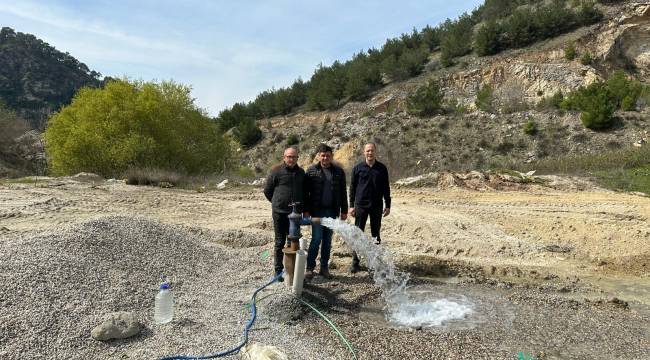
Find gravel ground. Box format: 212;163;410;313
0;216;336;359
1;215;648;360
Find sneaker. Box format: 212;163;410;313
348;263;360;274
320;268;332;279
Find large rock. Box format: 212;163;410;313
91;312;141;341
240;343;288;360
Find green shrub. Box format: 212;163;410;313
45;79;233;177
474;20;504;56
445;98;469;114
606;70;644;110
580;52;592;65
407;80;444;117
124;167;190;187
235;165;256;178
577;84;617;130
286;133;300;145
523;120;538;135
564;43;577;60
476;84;494;112
537;90;564;109
234;118;263;148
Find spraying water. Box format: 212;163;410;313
320;217;473;328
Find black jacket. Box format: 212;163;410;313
349;160;391;210
263;163;306;214
305;163;348;216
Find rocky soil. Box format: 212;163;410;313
0;176;648;359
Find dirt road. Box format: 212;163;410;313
1;176;648;303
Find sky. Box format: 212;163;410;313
0;0;484;116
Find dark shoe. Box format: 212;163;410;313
349;263;360;274
305;269;315;280
274;270;284;282
320;268;332;279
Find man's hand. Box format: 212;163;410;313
349;208;356;217
383;208;390;217
340;213;348;221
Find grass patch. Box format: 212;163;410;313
594;165;650;195
123;167;260;192
498;146;650;194
0;177;42;185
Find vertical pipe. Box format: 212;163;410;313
293;249;307;296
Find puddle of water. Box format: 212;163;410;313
359;283;516;331
320;218;478;327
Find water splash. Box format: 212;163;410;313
320;217;472;327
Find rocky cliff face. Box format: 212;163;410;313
243;1;650;179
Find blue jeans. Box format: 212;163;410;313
307;208;336;270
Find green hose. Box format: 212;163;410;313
244;289;358;359
296;297;358;360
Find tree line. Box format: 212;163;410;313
218;0;604;148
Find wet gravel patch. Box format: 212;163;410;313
300;275;650;360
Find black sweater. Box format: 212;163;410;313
263;164;306;214
349;160;391;210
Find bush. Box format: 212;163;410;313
564;43;577;60
407;80;444;117
234;118;263;148
523;120;538;135
286;133;300;145
537;91;564;109
605;70;644;110
476;84;494;112
45;79;233;177
580;52;592;65
577;84;617;130
474;20;504;56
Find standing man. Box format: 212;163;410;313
304;144;348;279
263;146;306;277
349;143;391;273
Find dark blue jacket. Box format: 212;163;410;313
349;160;391;210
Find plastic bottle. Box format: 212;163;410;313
154;281;174;324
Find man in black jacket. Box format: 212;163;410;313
349;143;391;273
263;146;306;277
304;144;348;279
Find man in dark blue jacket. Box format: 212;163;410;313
304;144;348;279
263;146;306;277
349;143;391;273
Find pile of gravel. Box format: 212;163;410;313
0;216;340;359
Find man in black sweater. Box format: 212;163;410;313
304;144;348;279
263;146;306;277
349;143;391;273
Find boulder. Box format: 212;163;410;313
91;311;141;341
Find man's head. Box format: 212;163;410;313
283;146;299;168
316;143;333;168
363;143;376;164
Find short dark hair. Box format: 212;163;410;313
315;143;333;154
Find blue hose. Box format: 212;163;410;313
159;272;283;360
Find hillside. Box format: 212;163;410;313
241;1;650;181
0;27;102;129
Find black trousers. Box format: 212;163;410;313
272;212;290;273
352;206;383;266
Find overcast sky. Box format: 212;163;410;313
0;0;483;116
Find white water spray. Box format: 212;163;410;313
320;217;473;327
